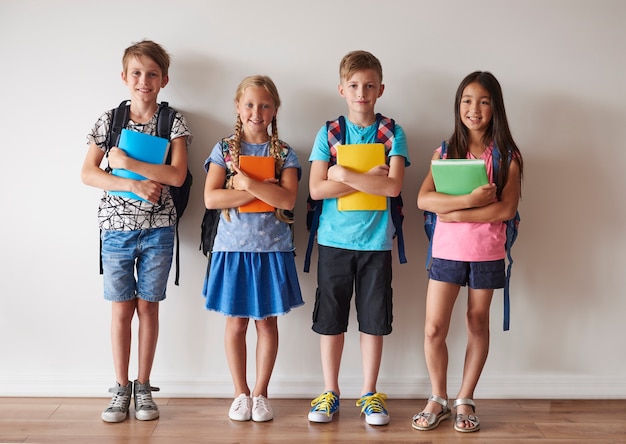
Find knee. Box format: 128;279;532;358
466;312;489;335
424;322;448;344
255;317;278;336
226;318;249;337
136;300;159;319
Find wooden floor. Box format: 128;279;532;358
1;397;626;443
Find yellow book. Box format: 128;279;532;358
336;143;387;211
238;156;275;213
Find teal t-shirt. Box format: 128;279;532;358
308;117;410;251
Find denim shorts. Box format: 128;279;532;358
312;245;393;336
428;257;505;289
100;226;175;302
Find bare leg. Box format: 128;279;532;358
111;300;137;385
225;317;250;396
455;288;493;429
251;317;278;398
136;299;159;384
414;279;460;427
360;333;383;394
320;334;344;395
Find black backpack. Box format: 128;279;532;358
303;114;407;273
198;139;237;278
102;100;193;285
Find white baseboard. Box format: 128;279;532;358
1;375;625;399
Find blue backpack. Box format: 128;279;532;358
304;114;407;273
424;141;520;331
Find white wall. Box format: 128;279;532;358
1;0;625;399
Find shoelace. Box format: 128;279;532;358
254;396;270;412
310;392;338;415
231;395;249;413
135;392;157;409
135;384;159;410
356;392;388;415
106;392;130;410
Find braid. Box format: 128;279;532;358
231;115;243;168
269;116;284;175
224;75;293;224
222;116;244;222
268;116;293;224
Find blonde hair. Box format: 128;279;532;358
224;75;292;223
339;50;383;83
122;40;170;77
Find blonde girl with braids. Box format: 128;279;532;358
222;91;293;224
202;75;303;423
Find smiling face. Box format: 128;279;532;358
338;69;384;122
121;55;168;105
235;85;277;143
459;81;493;135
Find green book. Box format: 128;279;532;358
431;159;489;195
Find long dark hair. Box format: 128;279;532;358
447;71;523;197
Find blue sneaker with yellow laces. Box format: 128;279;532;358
308;391;340;423
356;392;389;425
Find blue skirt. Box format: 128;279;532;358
202;251;304;320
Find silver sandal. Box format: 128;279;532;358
453;398;480;432
411;395;451;431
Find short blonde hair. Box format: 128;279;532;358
122;40;170;77
339;50;383;83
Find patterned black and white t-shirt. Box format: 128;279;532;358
87;106;192;231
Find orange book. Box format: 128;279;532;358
238;156;275;213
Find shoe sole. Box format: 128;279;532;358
412;410;451;431
135;411;159;421
308;411;337;423
366;415;390;426
252;414;274;422
101;412;128;423
229;412;251;421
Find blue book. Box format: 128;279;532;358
109;129;170;202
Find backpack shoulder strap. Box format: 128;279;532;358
491;145;520;331
375;114;406;264
326;115;345;164
304;117;344;272
220;137;238;181
424;141;447;269
157;102;176;139
100;100;130;273
106;100;130;152
375;113;395;154
158;102;178;165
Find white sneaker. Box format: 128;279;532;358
228;393;251;421
252;395;274;422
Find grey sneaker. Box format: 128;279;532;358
133;380;160;421
101;381;132;423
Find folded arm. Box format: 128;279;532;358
310;155;405;200
81;142;163;204
439;158;521;223
107;136;189;187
